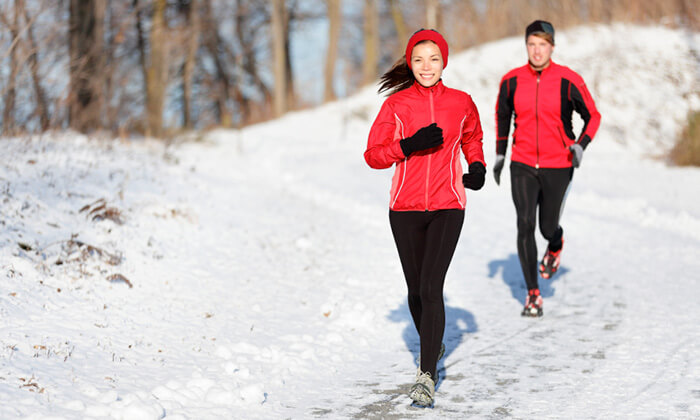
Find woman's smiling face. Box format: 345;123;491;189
410;41;443;88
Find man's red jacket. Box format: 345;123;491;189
496;61;601;168
365;80;485;211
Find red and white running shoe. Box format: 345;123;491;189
521;288;543;317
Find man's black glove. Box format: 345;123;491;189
570;143;584;168
462;161;486;190
493;154;505;185
399;123;443;157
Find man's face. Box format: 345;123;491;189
526;34;554;70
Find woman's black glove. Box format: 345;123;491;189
463;161;486;190
399;123;443;157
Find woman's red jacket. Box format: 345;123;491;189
365;81;485;211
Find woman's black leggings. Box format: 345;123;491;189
510;162;573;291
389;209;464;379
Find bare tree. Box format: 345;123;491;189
1;0;698;136
285;2;296;109
324;0;341;102
23;2;50;131
182;0;200;129
363;0;378;86
133;0;148;92
236;0;271;120
2;0;21;135
201;0;246;126
389;0;407;55
145;0;167;137
271;0;287;117
69;0;105;133
425;0;441;30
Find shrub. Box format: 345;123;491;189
670;109;700;166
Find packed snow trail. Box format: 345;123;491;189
0;24;699;419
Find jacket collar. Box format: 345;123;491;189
527;59;557;76
411;79;446;96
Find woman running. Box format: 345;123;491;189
365;29;486;406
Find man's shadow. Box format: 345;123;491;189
487;253;567;304
388;299;477;390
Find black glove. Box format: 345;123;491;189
462;161;486;190
399;123;443;157
493;154;505;185
570;143;584;168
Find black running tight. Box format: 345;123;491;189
510;162;573;291
389;209;464;379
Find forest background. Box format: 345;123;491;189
1;0;698;140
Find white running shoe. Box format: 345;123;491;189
409;370;435;407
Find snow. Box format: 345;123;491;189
1;24;699;419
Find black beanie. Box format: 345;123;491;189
525;20;555;45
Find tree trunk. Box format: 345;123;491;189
426;0;440;30
103;1;122;133
362;0;378;86
69;0;105;133
182;0;200;129
271;0;287;117
324;0;341;102
236;0;270;114
389;0;407;55
23;3;50;131
202;0;242;127
133;0;148;90
2;1;21;135
145;0;167;137
284;6;295;109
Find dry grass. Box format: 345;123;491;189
670;110;700;166
79;198;124;224
106;273;133;288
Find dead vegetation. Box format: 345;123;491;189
52;236;122;267
670;109;700;166
18;376;44;394
106;273;133;288
79;198;124;224
15;197;133;289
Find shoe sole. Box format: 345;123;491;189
521;308;543;317
409;383;434;407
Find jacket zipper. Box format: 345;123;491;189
425;88;435;210
535;73;540;169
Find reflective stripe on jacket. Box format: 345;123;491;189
496;61;601;168
365;80;485;211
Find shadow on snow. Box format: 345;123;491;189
487;252;567;304
387;299;478;390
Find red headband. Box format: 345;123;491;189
405;29;449;69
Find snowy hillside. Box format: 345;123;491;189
1;24;699;419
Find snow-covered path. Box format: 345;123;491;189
1;24;699;419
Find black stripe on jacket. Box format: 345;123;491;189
560;78;593;149
496;76;517;156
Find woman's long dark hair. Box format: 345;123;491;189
377;55;415;96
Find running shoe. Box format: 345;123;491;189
539;244;562;279
409;369;436;407
521;288;543;317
